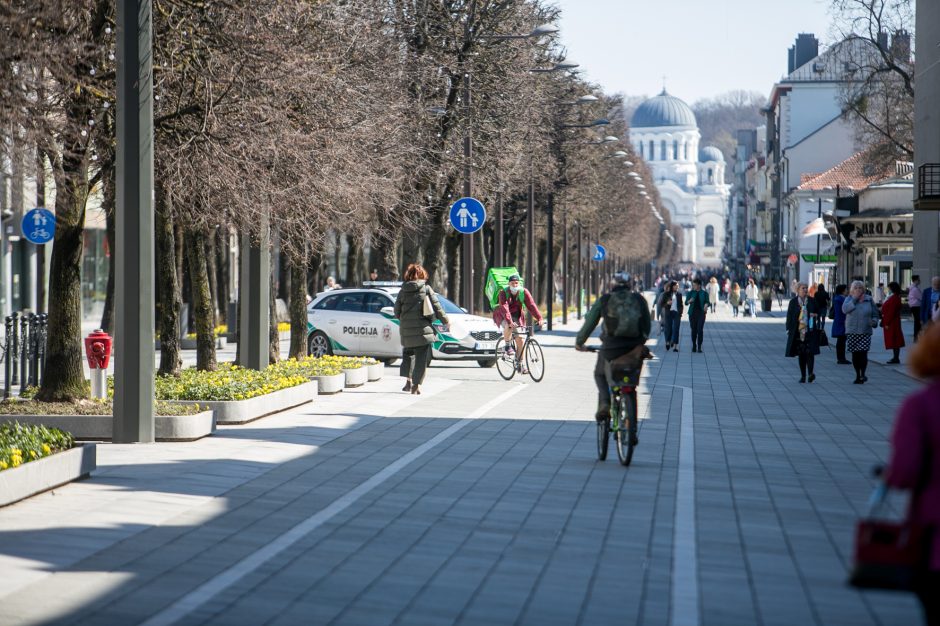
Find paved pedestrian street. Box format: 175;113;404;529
0;307;923;625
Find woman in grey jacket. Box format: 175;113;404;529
394;263;449;395
842;280;880;384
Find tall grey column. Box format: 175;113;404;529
113;0;155;443
238;222;270;370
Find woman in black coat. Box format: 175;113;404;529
814;283;830;334
786;282;821;383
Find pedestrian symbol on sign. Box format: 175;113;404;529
449;197;486;234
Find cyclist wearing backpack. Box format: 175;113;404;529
575;272;651;422
493;274;543;372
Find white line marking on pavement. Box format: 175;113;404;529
141;384;527;626
671;385;699;626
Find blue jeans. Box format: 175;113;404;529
665;310;681;345
746;299;756;317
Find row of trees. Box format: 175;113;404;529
1;0;678;402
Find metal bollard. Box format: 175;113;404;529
27;313;37;388
37;313;47;387
3;316;12;400
10;311;18;386
19;314;28;394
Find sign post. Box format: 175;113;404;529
449;197;486;312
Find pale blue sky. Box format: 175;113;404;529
550;0;835;105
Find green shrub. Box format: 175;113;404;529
0;421;74;471
0;398;205;417
154;363;308;402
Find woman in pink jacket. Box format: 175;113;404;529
886;321;940;624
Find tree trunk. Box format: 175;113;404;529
345;234;359;286
186;229;216;371
288;252;308;359
99;166;116;334
206;227;219;330
155;182;181;376
37;155;88;402
174;223;187;333
445;233;460;300
269;247;279;364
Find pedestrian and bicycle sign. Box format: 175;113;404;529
592;243;606;262
21;208;55;245
449;197;486;234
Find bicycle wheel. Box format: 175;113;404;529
494;337;516;381
596;415;610;461
616;392;637;466
524;339;545;382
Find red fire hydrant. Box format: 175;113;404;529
84;329;112;399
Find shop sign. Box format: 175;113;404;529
855;220;912;238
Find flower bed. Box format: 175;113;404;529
0;422;74;472
0;422;95;506
155;363;308;402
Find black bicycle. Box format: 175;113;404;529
585;346;640;466
494;324;545;382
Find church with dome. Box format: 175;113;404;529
629;90;729;267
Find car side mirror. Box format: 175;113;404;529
461;307;468;313
380;306;395;317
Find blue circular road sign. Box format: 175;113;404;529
449;197;486;234
22;208;55;245
592;244;606;262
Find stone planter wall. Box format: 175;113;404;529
168;380;317;425
344;367;368;388
0;444;97;507
316;373;345;395
367;363;384;381
0;412;215;442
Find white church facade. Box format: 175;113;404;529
629;90;729;267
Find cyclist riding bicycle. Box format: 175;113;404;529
575;271;651;425
493;274;543;373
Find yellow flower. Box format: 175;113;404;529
0;460;8;470
29;450;38;458
42;444;51;454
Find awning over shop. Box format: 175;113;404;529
882;251;913;263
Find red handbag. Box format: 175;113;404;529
848;484;927;591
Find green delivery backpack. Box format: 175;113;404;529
485;266;523;308
604;290;646;338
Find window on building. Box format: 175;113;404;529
705;225;715;247
660;140;666;161
684;143;689;160
639;142;644;159
707;168;714;184
673;140;678;160
649;140;654;160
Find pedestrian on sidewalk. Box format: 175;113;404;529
776;280;786;310
729;282;741;318
831;284;851;364
786;282;820;383
909;275;923;340
814;283;830;333
707;277;719;313
882;281;906;364
920;276;940;332
660;280;683;352
395;263;449;395
884;320;940;625
685;278;709;353
874;282;886;309
745;277;759;318
842;280;880;384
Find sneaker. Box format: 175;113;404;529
402;381;412;392
673;346;678;353
808;373;815;383
595;406;611;422
886;359;901;364
798;377;806;383
630;434;639;446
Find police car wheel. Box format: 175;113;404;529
477;359;497;368
308;331;332;358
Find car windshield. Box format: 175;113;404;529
436;295;465;315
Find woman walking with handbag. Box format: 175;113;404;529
785;283;820;383
884;321;940;624
842;280;880;384
395;263;449;395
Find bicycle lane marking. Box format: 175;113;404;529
670;384;698;626
139;383;528;626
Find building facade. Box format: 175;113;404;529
629;90;729;268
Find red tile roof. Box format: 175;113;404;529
797;149;896;191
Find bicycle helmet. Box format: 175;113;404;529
612;271;632;285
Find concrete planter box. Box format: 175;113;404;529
344;367;368;388
0;412;215;442
0;444;96;507
168;380;317;425
316;373;345;395
367;362;384;382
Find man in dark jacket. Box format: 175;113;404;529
920;276;940;327
575;272;651;422
685;278;709;353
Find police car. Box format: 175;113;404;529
306;284;500;367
